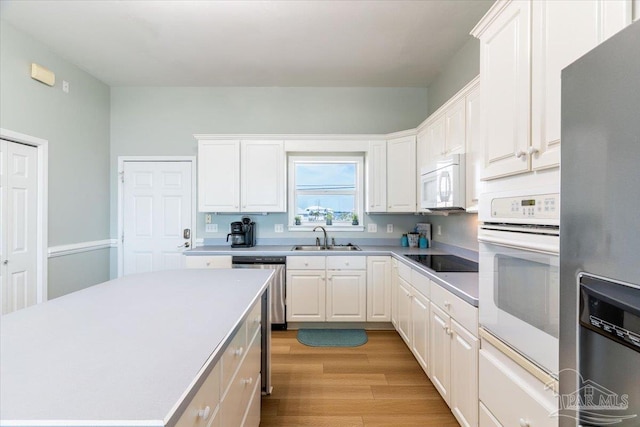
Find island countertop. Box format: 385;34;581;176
0;269;272;426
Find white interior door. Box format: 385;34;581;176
1;140;38;315
122;161;192;276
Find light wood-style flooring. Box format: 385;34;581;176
261;330;459;427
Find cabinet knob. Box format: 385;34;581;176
304;262;309;266
198;406;211;419
242;377;253;386
445;326;452;336
528;147;539;156
444;300;451;308
514;150;527;159
345;262;350;266
519;418;530;427
234;347;244;357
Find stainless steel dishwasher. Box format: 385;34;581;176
232;256;286;330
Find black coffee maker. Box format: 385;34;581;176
226;216;256;248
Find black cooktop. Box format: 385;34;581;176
404;254;478;273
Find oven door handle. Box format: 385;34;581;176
478;228;559;254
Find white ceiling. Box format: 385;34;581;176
0;0;492;87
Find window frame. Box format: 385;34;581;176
287;154;364;232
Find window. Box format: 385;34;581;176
288;155;364;230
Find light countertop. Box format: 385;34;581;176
186;245;479;306
0;269;272;426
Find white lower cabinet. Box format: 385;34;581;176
396;276;412;345
410;289;430;374
367;256;392;321
479;333;558;427
428;281;479;427
286;256;366;322
176;300;261;427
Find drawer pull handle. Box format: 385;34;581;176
234;347;244;357
519;418;530;427
198;406;211;419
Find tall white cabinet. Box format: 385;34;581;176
197;139;285;213
472;0;631;181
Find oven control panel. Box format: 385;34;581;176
491;193;559;220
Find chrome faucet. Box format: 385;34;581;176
313;226;329;249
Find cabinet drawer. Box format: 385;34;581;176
287;256;326;270
430;283;477;335
410;269;431;298
184;255;232;269
397;260;412;282
221;330;261;427
242;372;262;427
222;322;248;392
175;362;221;427
245;301;261;344
326;256;366;270
479;341;557;427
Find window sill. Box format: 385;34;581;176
288;225;365;232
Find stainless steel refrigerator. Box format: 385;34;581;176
560;20;640;427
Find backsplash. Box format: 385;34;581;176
197;211;479;251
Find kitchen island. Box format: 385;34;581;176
0;269;272;427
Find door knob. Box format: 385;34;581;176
177;242;190;248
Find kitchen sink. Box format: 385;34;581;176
292;244;361;251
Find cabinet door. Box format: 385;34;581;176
387;136;416;212
410;289;430;375
390;259;399;327
241;140;285;212
416;130;430;213
445;98;466;155
326;270;366;322
286;270;325;321
478;1;531;180
426;116;445;165
430;302;451;404
479;403;502;427
366;140;387;213
367;256;391;322
198;140;240;212
531;0;631;171
450;320;479;427
396;277;412;345
465;83;482;212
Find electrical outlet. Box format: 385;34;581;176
274;224;284;233
386;224;393;233
437;225;442;236
62;80;69;93
205;224;218;233
368;223;377;233
205;213;212;224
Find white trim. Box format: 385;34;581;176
194;133;384;141
415;75;480;133
0;128;48;303
117;156;197;277
48;239;117;258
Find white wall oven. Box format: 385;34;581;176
478;187;560;376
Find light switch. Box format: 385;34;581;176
368;224;377;233
275;224;284;233
205;224;218;233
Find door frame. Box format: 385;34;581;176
117;156;197;277
0;128;49;303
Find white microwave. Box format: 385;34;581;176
420;154;466;211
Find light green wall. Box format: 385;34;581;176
427;37;480;116
48;249;111;299
0;21;111;297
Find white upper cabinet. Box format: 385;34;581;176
531;0;632;171
473;0;631;181
387;135;416;212
365;140;387;213
197;139;285;213
423;116;445;168
473;0;532;180
444;98;466;157
241;140;286;212
198;140;241;212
